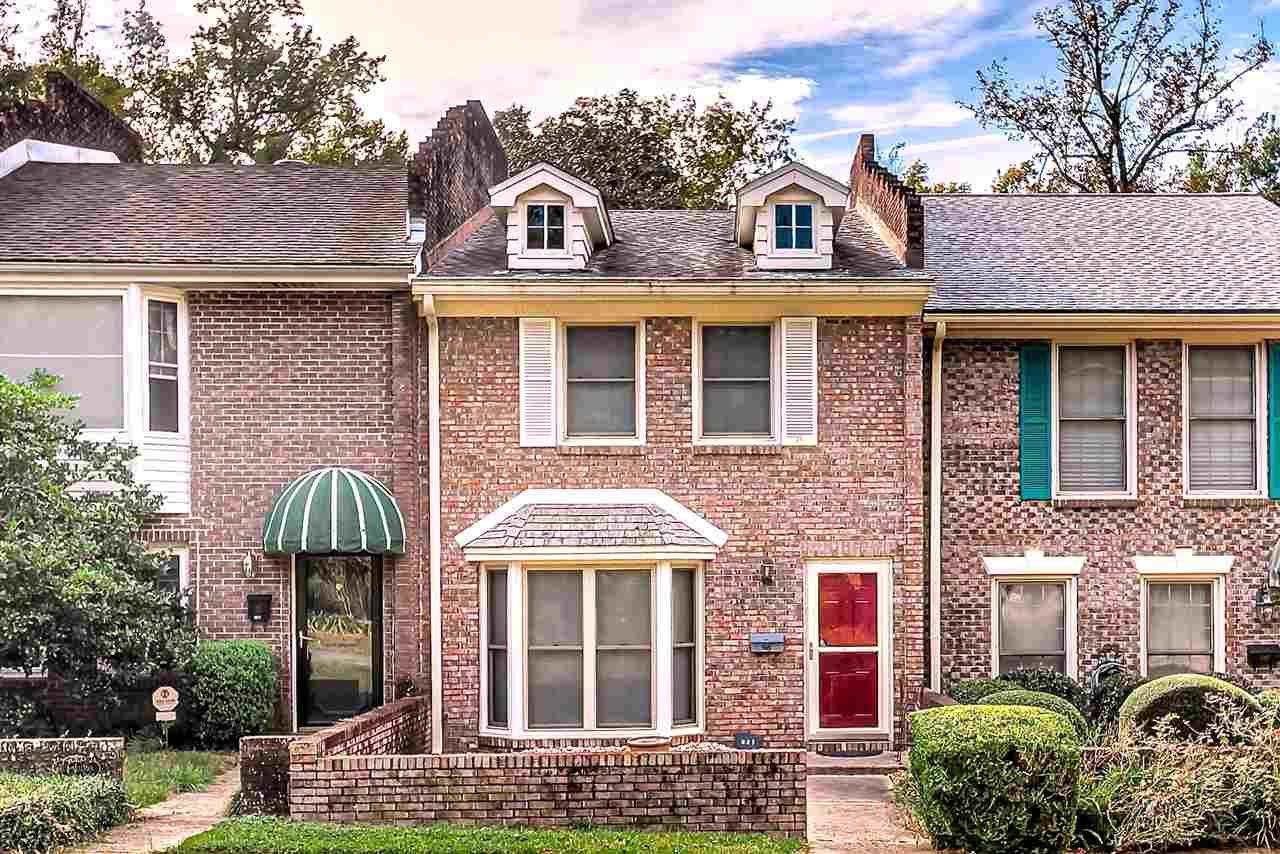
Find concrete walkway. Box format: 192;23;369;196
72;762;239;854
807;775;930;854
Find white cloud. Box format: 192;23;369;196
900;132;1039;190
796;87;971;141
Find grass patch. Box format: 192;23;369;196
126;748;234;808
170;817;805;854
0;772;130;853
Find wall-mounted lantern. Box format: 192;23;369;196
1255;541;1280;621
759;557;776;588
242;551;255;579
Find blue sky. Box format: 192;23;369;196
20;0;1280;188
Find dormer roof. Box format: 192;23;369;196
488;162;614;247
734;162;850;246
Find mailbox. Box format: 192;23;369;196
1246;643;1280;667
247;593;273;625
750;632;784;654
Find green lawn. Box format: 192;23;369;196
126;748;234;808
170;818;806;854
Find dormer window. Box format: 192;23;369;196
527;203;566;252
775;204;814;251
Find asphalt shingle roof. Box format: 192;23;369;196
467;504;715;550
923;193;1280;312
0;161;414;267
426;208;923;280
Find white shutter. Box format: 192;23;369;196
519;318;558;447
781;317;818;445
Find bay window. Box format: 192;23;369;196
482;562;701;736
148;299;180;433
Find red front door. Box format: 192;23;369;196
817;572;879;729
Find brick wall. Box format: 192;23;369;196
849;133;923;269
0;71;142;161
938;339;1280;687
239;735;299;815
438;315;925;750
0;737;124;778
288;747;806;836
409;101;508;254
144;290;426;723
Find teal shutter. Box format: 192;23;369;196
1019;342;1052;500
1269;342;1280;499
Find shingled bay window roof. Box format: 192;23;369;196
456;489;727;561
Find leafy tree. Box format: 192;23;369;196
992;159;1077;192
0;371;198;734
1168;114;1280;202
965;0;1273;193
495;89;794;209
0;0;131;110
901;159;972;194
121;0;405;164
0;0;24;101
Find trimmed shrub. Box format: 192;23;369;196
947;677;1017;704
908;705;1081;854
0;773;130;853
1118;673;1261;739
1087;671;1149;728
1000;667;1087;710
187;640;279;748
979;689;1089;738
1261;689;1280;709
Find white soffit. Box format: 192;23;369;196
455;487;729;549
0;138;120;180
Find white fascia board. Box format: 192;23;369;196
1134;551;1234;575
0;139;120;179
982;550;1085;576
464;546;720;562
454;487;729;549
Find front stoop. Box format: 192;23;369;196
807;749;905;776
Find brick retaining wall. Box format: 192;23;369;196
288;748;806;836
0;737;124;778
240;735;299;815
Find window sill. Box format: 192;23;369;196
557;444;645;456
692;444;784;456
1052;497;1138;509
1183;495;1274;509
477;728;705;748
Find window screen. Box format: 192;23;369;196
0;295;124;428
1188;347;1257;492
702;325;771;436
566;326;636;437
596;570;652;727
526;571;583;728
997;581;1067;674
1147;582;1214;676
488;569;508;727
1058;347;1126;492
672;568;697;725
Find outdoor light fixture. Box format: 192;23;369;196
759;557;776;587
1257;540;1280;621
242;551;255;579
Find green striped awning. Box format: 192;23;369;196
262;468;406;555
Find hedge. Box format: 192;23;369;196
187;640;279;748
979;689;1089;738
0;772;130;853
1118;674;1261;739
909;705;1081;854
948;677;1018;704
1087;672;1149;728
999;667;1087;711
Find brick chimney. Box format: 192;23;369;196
0;71;143;162
408;101;508;265
849;133;924;269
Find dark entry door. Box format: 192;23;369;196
296;555;383;726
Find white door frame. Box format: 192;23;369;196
805;558;894;738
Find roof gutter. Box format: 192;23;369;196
0;262;412;286
925;310;1280;336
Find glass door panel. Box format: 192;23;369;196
815;571;880;730
298;555;383;726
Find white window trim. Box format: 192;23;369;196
141;292;191;442
147;543;191;598
805;558;895;739
1136;549;1230;676
692;319;781;446
479;560;705;740
984;551;1082;679
1181;341;1268;499
1051;341;1137;500
557;320;646;447
520;199;571;258
769;202;819;258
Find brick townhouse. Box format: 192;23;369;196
2;78;1278;753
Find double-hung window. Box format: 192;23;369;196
1057;345;1129;494
996;581;1067;674
774;203;814;250
565;325;638;439
700;325;773;438
483;563;701;735
148;300;180;433
1186;346;1261;494
1146;581;1215;676
526;203;566;251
